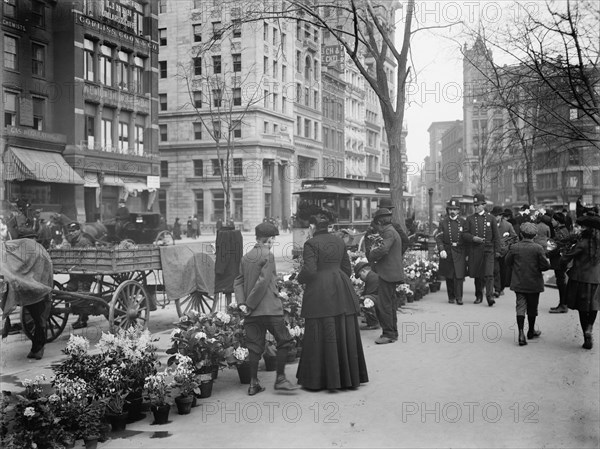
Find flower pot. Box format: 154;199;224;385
175;395;194;415
125;391;144;422
199;380;213;398
414;290;423;301
63;438;76;449
107;411;128;432
84;437;99;449
429;281;441;293
236;362;252;384
211;365;219;380
406;294;414;303
263;354;277;371
151;403;170;425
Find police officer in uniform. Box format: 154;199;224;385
435;199;467;305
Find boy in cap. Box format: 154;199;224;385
436;199;467;305
492;206;517;298
505;222;551;346
234;222;299;395
354;261;380;329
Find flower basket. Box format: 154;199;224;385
151;403;170;425
174;395;193;415
236;362;252;384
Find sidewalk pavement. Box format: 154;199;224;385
2;279;597;448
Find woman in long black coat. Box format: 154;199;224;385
296;209;368;391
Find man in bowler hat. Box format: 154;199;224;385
462;194;501;306
435;199;467;305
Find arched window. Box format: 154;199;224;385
304;56;312;80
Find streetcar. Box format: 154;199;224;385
291;177;414;256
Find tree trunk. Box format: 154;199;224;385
382;110;406;231
525;157;535;205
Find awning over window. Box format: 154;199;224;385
102;173;125;186
3;147;84;184
83;172;100;188
125;181;148;194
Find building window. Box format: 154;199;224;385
264;90;269;108
193;0;202;9
212;159;223;176
195;190;204;222
313;90;318;109
213;121;221;139
159;94;167;111
304;87;309;106
159;124;167;141
314;122;318;141
159;28;167;45
281;33;286;47
193;57;201;76
233;88;241;106
194;122;202;140
212;89;222;107
161;160;169;177
232;120;241;138
272;61;278;78
117;52;129;90
232;189;243;221
296;116;301;135
296;50;301;72
3;0;16;17
4;35;18;70
99;46;112;86
212;21;222;39
213;190;224;221
213;55;221;74
232;53;241;72
133;57;145;93
232;19;241;38
32;97;45;131
282;65;287;82
272;93;278;111
263;22;268;41
118;122;129;153
264;193;271;219
84;39;94;81
4;91;18;126
304;56;312;79
193;159;203;177
264;121;269;133
193;24;202;42
296;83;301;102
101;118;113;150
158;0;167;13
264;56;268;74
32;2;45;27
193;90;202;108
135;125;144;155
159;61;167;78
282;96;286;114
304;118;310;138
273;27;278;45
84;114;95;148
233;158;243;176
273;123;278;134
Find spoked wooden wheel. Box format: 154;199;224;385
154;230;174;246
109;280;150;333
175;291;215;317
21;281;70;343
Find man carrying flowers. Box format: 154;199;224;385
234;222;300;395
435;199;467;305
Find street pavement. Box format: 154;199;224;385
1;234;598;448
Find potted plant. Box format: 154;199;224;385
98;366;130;432
144;372;171;425
168;354;199;415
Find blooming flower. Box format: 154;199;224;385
194;331;207;340
215;311;231;324
233;346;249;361
279;291;289;300
363;298;375;308
48;394;60;403
24;407;36;417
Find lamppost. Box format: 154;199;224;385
428;187;436;256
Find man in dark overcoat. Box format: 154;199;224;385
435;199;467;305
462;194;501;306
367;208;404;344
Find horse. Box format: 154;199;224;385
50;213;108;244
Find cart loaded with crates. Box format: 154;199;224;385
1;239;218;345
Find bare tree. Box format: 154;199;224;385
178;39;268;223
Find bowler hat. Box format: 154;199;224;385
354;261;370;277
576;215;600;230
503;208;513;218
373;208;392;219
255;222;279;238
379;198;394;209
446;199;460;209
491;206;503;216
473;193;486;205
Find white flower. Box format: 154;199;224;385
194;331;207;340
363;298;375;308
279;291;289;300
24;407;36;417
48;394;60;403
216;311;231;324
170;329;181;339
283;274;291;282
22;378;32;388
229;301;238;308
65;334;90;356
233;346;249;361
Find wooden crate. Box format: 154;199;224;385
50;245;161;274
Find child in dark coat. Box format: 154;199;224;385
354;261;380;330
505;222;551;346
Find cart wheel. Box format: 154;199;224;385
154;230;174;246
21;282;70;343
175;291;215;317
109;280;150;333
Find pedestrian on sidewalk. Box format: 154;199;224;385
492;207;518;298
435;199;467;305
354;261;380;329
505;222;551;346
367;208;404;343
548;213;571;313
560;215;600;349
296;208;368;390
234;222;299;395
462;194;501;306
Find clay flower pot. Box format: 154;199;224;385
151;403;171;425
175;395;194;415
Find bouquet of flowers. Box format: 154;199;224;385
277;271;305;331
167;354;199;398
97;366;129;415
366;232;384;250
52;335;104;394
144;372;171;406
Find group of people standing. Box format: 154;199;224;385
435;195;599;349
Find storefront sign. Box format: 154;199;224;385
322;44;345;67
83;84;149;113
76;13;158;53
147;175;160;189
2;17;26;32
4;126;67;143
